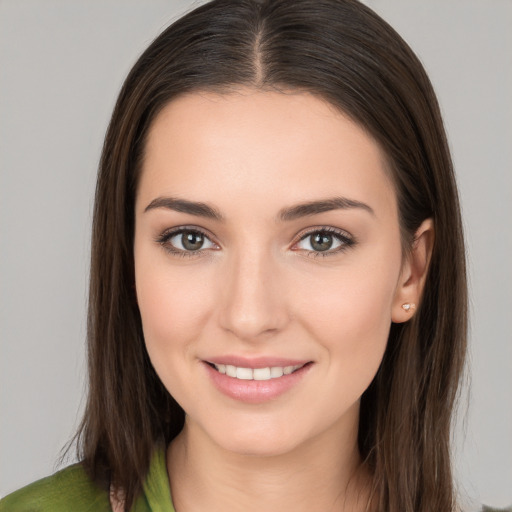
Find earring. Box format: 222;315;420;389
401;303;416;312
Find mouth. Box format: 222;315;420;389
202;357;313;403
206;362;310;381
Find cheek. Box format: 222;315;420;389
134;251;213;378
299;255;398;333
296;255;400;391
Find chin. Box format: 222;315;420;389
219;434;301;458
201;416;316;458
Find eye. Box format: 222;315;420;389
293;227;355;258
156;227;217;257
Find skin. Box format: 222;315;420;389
133;88;433;511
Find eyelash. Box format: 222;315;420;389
296;226;356;259
155;226;356;259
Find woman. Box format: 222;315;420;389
1;0;470;510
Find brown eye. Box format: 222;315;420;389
158;228;217;256
310;232;334;252
179;231;205;251
295;228;354;257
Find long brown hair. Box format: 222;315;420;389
74;0;467;509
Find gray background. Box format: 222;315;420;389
1;0;511;507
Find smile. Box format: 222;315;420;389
204;359;313;403
211;363;305;381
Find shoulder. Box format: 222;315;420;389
0;463;111;512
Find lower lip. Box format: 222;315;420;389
203;362;312;404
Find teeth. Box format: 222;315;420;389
253;367;271;380
270;367;284;378
213;363;304;380
236;367;253;380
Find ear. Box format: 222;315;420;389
391;218;434;323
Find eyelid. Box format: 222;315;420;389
156;225;355;258
155;226;219;258
293;225;353;242
291;226;355;258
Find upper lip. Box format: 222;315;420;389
204;355;312;369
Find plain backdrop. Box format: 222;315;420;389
1;0;511;507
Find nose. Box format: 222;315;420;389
217;246;289;342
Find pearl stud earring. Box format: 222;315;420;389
401;303;416;312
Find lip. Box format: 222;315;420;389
205;355;310;369
202;357;313;404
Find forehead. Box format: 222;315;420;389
138;88;397;222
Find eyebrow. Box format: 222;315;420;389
144;196;375;221
277;196;374;221
145;196;224;219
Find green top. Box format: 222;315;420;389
0;446;175;512
2;450;508;512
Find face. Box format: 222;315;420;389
134;88;406;457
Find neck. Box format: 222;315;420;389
167;410;374;512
